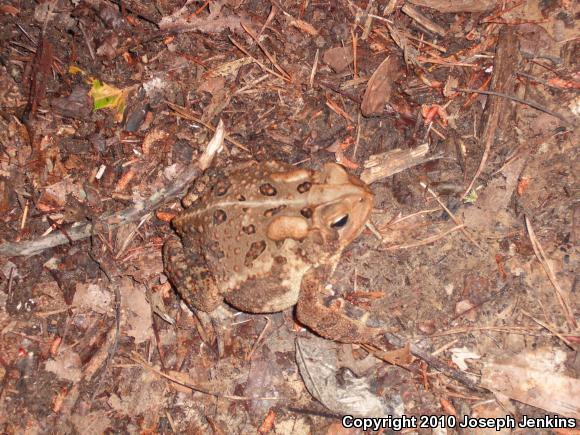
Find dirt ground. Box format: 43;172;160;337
0;0;578;434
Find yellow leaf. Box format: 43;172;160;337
68;65;86;75
89;79;127;120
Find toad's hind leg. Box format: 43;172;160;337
296;266;385;344
163;235;222;312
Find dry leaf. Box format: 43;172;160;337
481;350;580;419
71;412;112;435
72;283;113;314
323;47;353;73
120;279;153;344
361;56;403;116
45;349;82;382
296;335;403;417
503;0;580;42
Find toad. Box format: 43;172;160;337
163;160;382;343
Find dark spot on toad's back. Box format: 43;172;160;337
259;183;277;196
214;181;231;196
245;240;266;266
297;182;311;193
213;209;227;224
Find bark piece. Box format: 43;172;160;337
463;27;520;197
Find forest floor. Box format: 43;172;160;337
0;0;578;433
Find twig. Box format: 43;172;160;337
383;224;465;250
434;326;542;337
258;4;278;38
130;352;278;400
401;30;447;53
241;22;290;81
367;14;393;25
0;171;187;256
188;0;210;18
78;21;96;61
0;123;225;257
353;112;361;159
108;0;160;26
453;88;575;126
325;96;354;123
361;143;438;185
229;36;290;83
246;316;271;361
234;74;270;95
361;0;375;40
19;200;29;231
378;207;441;231
516;71;554;88
16;23;36;44
521;310;576;350
115;212;152;259
166;101;250;152
525;216;577;330
309;48;319;89
419;182;482;250
365;220;383;242
380;333;485;392
416;57;477;67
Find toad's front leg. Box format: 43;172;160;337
163;235;222;313
295;266;385;344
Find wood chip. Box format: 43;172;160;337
361;143;435;184
408;0;496;13
401;4;447;37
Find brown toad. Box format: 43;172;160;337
163;160;382;343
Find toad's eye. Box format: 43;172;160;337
330;215;349;229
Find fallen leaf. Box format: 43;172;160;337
296;335;403;417
89;79;129;121
323;47;353;73
45;349;82;382
503;0;579;42
481;349;580;419
72;283;113;314
120;278;153;344
71;412;112;435
361;56;403;116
